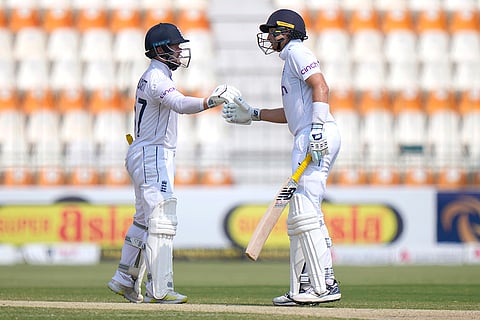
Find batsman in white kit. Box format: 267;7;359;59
107;22;240;303
222;9;342;305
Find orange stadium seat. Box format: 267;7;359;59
174;166;200;186
69;167;100;185
103;166;131;186
175;8;215;96
425;90;466;188
329;89;367;186
436;167;468;189
110;8;141;32
110;8;145;92
3;167;33;186
44;8;80;62
8;7;39;32
57;88;95;169
0;9;13;61
200;166;234;186
416;9;449;63
349;9;385;92
416;10;451;91
349;8;383;63
0;89;31;186
459;90;480;173
383;10;418;91
10;7;46;62
393;89;427;154
449;10;480;91
359;90;400;185
77;8;112;62
22;89;64;185
143;8;175;31
60;89;99;187
330;89;362;170
195;106;232;170
333;167;368;185
43;7;74;32
382;9;417;63
449;9;480;62
90;88;128;172
101;92;131;185
426;90;463;165
369;167;401;185
392;89;432;185
314;9;350;63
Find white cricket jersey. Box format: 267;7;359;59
279;40;335;136
130;59;204;150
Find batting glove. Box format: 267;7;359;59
309;123;329;165
222;96;260;125
207;84;242;108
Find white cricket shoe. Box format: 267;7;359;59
144;291;188;304
272;293;298;306
108;279;143;303
292;281;341;305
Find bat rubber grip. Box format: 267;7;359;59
291;154;312;183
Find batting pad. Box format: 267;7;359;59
287;193;328;295
146;197;178;299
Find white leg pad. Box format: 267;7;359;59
115;222;147;290
145;197;177;299
287;193;328;295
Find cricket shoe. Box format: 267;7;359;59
292;280;341;305
107;279;143;303
326;279;341;302
272;292;299;306
144;291;188;304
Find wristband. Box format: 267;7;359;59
251;108;261;121
312;102;329;123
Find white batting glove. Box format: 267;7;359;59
222;96;260;125
207;84;242;108
309;123;329;165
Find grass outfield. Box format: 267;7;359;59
0;261;479;319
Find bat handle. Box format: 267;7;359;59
291;153;312;183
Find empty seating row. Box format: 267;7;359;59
0;87;478;187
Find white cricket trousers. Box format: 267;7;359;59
291;121;341;279
113;145;176;287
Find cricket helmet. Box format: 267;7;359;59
257;9;308;55
144;23;191;70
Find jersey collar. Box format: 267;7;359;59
151;58;173;79
279;39;302;60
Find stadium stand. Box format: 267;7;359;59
0;0;478;187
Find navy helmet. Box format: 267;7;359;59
257;9;308;55
259;9;308;40
144;23;191;70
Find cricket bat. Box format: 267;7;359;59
245;153;312;261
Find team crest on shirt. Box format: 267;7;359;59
137;78;147;91
161;180;168;192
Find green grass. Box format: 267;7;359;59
0;261;479;319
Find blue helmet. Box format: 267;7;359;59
257;9;308;55
144;23;191;70
259;9;308;40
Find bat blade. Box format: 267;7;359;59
245;177;298;261
245;154;312;261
